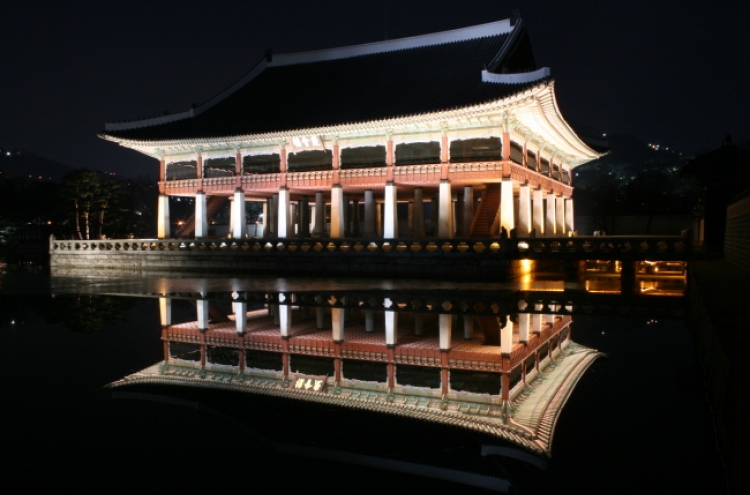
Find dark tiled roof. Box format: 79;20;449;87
105;30;539;142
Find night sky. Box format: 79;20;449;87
2;0;749;178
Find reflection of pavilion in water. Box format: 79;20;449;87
112;293;602;456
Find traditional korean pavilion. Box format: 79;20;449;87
101;15;601;240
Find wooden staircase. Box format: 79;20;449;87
174;196;229;238
469;184;501;238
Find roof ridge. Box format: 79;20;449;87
268;18;513;67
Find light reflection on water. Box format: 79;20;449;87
0;267;720;493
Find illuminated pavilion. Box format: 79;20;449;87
101;16;601;240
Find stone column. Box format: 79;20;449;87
438;180;452;237
565;197;575;234
412;187;424;237
383;182;398;239
330;184;345;238
532;188;544;237
363;190;376;237
157;194;170;239
555;195;566;236
277;187;290;238
331;307;344;343
159;297;171;327
279;303;292;339
545;192;556;237
499;179;514;236
384;299;397;348
197;299;209;331
233;301;247;334
439;313;452;351
518;184;531;237
463;315;474;340
313;192;325;237
518;313;530;343
532;313;543;333
232;188;247;239
501;317;514;355
195;191;208;238
299;195;310;237
463;186;474;237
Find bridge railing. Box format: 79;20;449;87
50;235;690;259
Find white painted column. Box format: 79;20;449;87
555;195;565;236
365;310;374;333
277;187;290;238
463;315;474;340
232;188;247;239
532;313;543;333
532;188;544;237
413;188;424;237
565;198;575;234
545;192;556;237
414;313;424;336
518;313;530;343
157;194;170;239
499;179;514;236
518;184;531;237
278;294;291;338
313;192;325;237
261;200;268;238
331;307;344;343
501;317;514;354
197;299;209;331
195;191;208;238
233;301;247;334
363;189;376;237
385;299;398;348
463;186;474;237
159;297;171;327
439;313;452;351
330;184;345;238
438;180;452;238
383;182;398;239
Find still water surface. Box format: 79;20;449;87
0;268;724;493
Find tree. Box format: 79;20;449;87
59;169;124;239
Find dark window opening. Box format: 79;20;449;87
450;369;501;395
204;157;235;177
166;161;197;181
510;141;524;164
343;360;387;383
449;137;502;163
527;150;538;170
169;342;201;362
340;146;386;169
539;343;549;361
289;354;333;376
243;154;280;174
540;158;550;175
525;357;536;375
509;366;523;390
396;364;441;389
288;150;333;172
207;346;239;366
395;142;440;166
245;350;282;371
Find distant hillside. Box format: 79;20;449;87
0;147;75;182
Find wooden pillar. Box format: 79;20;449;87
462;186;474;237
159;297;171;327
565;197;575;234
313;192;325;237
351;199;360;236
555;194;566;236
532;188;544;237
331;307;344;343
518;313;529;343
386;139;394;182
277;187;290;238
299;195;310;237
232;188;247;239
279;146;287;187
518;184;531;237
438;180;452;238
439;313;452;351
440;133;449;180
500;179;514;236
545;191;556;237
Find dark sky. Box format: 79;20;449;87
2;0;749;178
